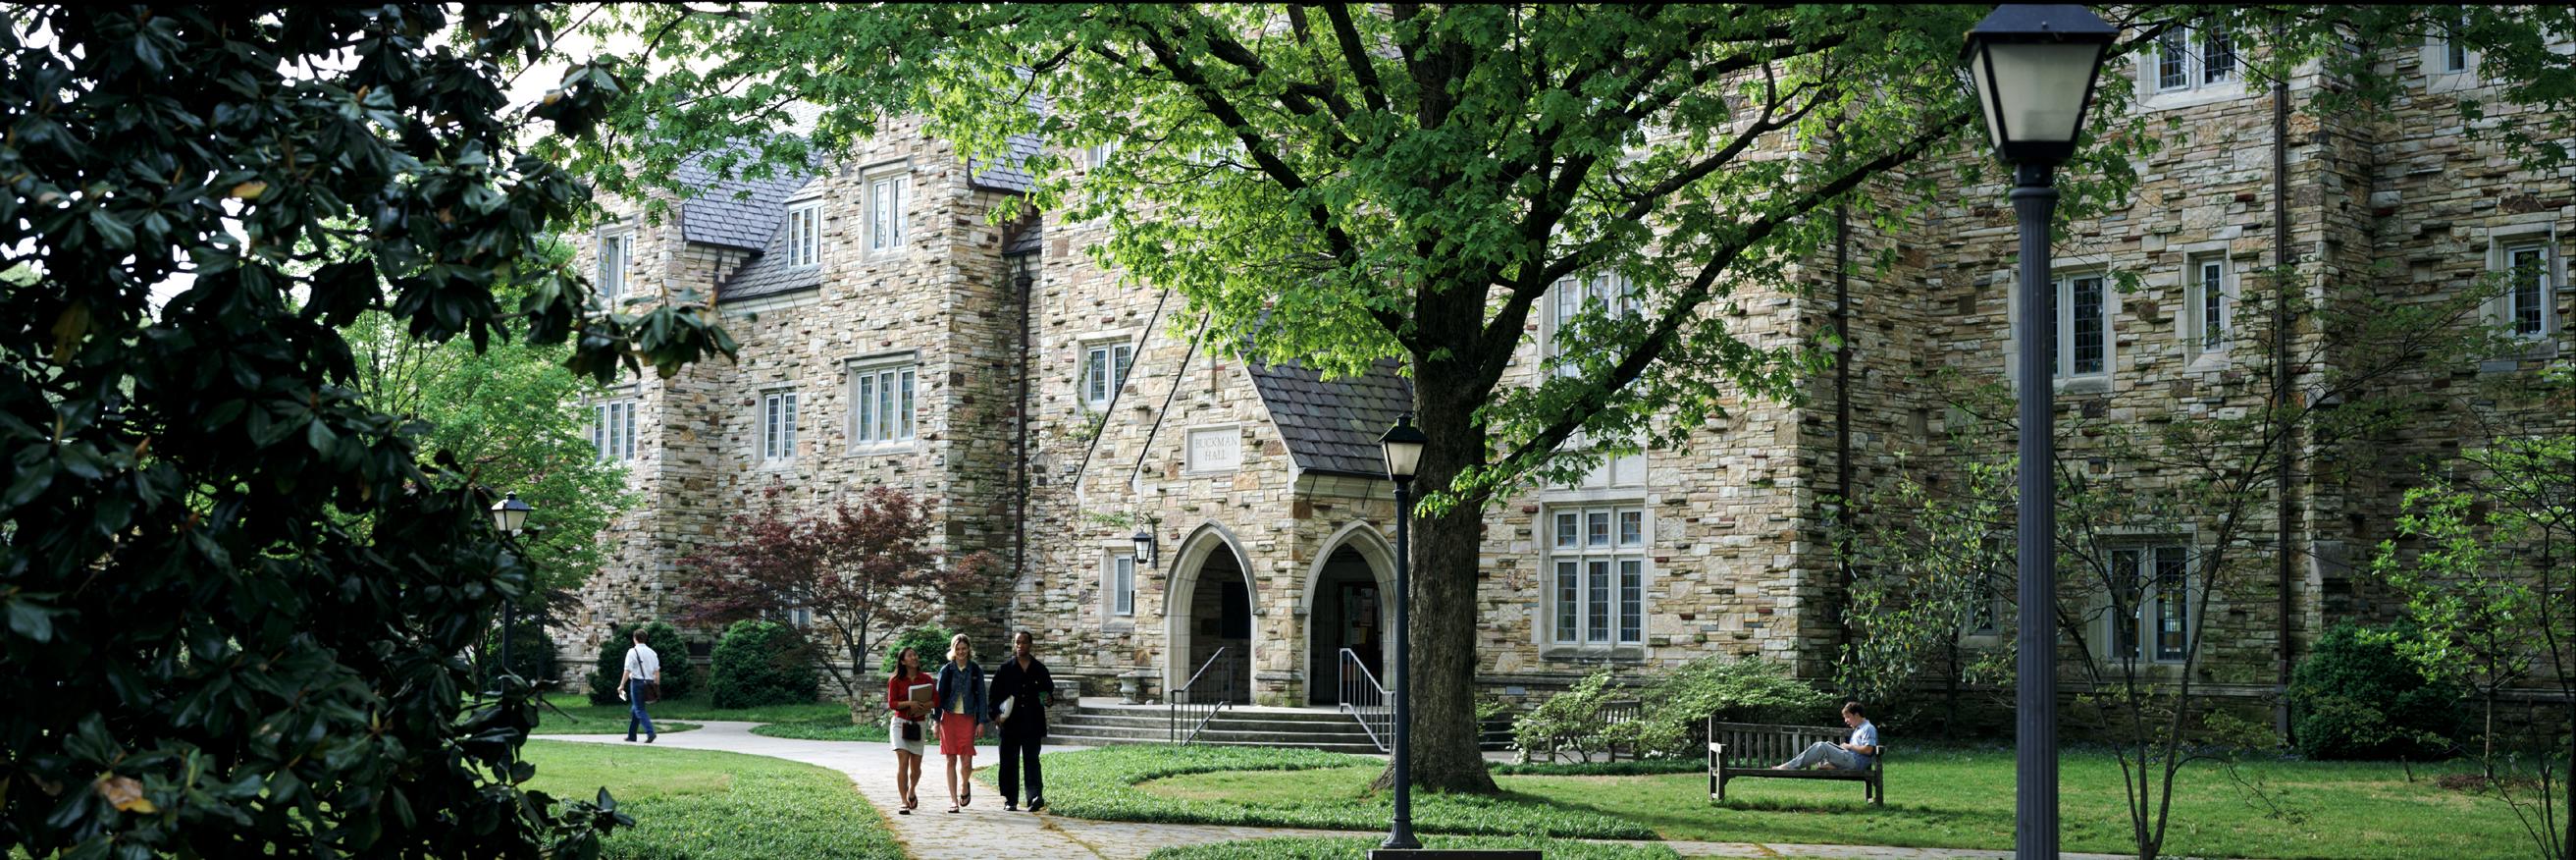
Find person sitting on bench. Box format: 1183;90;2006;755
1773;701;1879;771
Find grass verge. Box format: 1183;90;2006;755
529;692;847;735
522;739;902;860
1141;747;2540;859
1146;835;1678;860
1040;744;1656;839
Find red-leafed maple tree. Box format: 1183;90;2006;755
679;484;991;721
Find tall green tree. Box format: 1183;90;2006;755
0;5;729;855
344;242;637;676
563;4;2576;793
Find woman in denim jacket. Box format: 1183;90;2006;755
935;633;990;813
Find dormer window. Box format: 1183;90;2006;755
786;199;821;267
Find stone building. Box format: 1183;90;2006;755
565;32;2573;721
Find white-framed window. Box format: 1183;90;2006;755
1107;552;1136;618
785;606;813;628
785;198;822;267
1543;273;1642;379
2106;544;2192;664
1085;140;1118;170
591;400;637;462
1554;432;1645;490
2504;243;2556;339
2044;272;2113;381
849;359;919;446
865;169;910;254
2153;26;2236;92
1083;341;1134;409
1547;505;1648;646
2436;13;2475;75
2185;254;2234;355
760;391;800;464
597;231;630;303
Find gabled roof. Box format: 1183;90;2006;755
714;187;825;304
1245;356;1415;478
969;132;1047;192
676;161;814;251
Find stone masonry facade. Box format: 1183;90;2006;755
564;35;2574;724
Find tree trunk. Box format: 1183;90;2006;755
1375;371;1501;794
2563;695;2573;858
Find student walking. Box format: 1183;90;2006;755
935;633;989;814
988;630;1054;812
886;646;934;814
619;629;659;743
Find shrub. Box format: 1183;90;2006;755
2287;622;2467;761
710;619;819;709
1512;670;1619;761
1514;657;1830;762
878;623;958;674
588;621;700;705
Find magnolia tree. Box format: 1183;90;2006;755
554;3;2576;792
679;485;994;722
0;5;744;855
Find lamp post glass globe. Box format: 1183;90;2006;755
1959;4;2117;165
1131;527;1156;567
1378;413;1427;482
490;492;533;534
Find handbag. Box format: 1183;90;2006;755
643;680;661;704
900;719;921;742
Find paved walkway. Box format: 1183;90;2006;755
541;723;2142;859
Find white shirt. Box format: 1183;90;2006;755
624;643;660;681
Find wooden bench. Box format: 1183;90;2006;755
1706;719;1884;805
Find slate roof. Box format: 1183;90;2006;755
1245;356;1415;478
675;105;827;251
1004;219;1044;255
969;131;1047;192
713;188;824;304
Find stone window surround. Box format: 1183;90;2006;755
591;398;638;463
1101;545;1137;628
1957;534;2011;646
1183;423;1243;475
1536;496;1654;661
596;225;632;305
784;194;822;268
2486;219;2565;358
2175;241;2246;368
756;386;800;468
2131;25;2248;112
860;160;912;258
2421;17;2480;91
1539;272;1640;380
2099;540;2201;668
844;350;920;454
2005;264;2119;396
2083;525;2202;672
1079;333;1137;411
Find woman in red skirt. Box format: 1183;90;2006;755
934;633;990;813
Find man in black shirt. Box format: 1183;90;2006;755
988;629;1054;812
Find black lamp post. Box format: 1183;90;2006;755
1376;413;1428;851
1960;7;2115;860
490;492;534;692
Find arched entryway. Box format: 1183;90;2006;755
1165;524;1254;705
1303;522;1396;705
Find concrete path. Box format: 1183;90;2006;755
539;723;2146;860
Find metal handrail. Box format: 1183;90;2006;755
1337;648;1393;752
1168;647;1234;744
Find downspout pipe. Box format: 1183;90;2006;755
2272;25;2299;742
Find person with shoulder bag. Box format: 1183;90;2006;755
618;629;659;743
885;646;934;814
934;633;990;814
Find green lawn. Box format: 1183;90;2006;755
522;740;903;860
529;692;850;735
1130;747;2539;860
1037;745;1656;838
1146;836;1680;859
